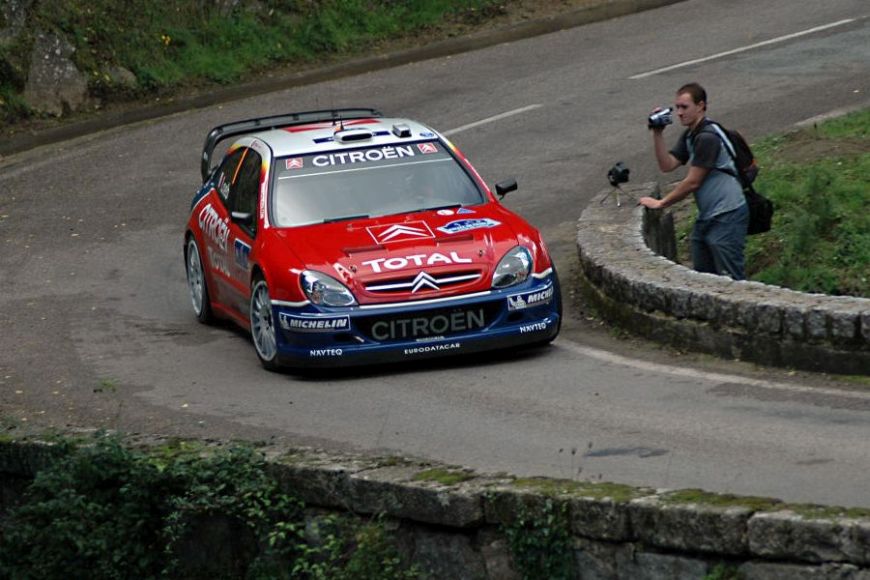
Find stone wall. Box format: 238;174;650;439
576;183;870;375
2;438;870;579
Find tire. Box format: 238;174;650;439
532;266;562;348
250;275;281;371
186;237;213;324
550;266;563;340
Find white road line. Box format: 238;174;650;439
443;104;543;136
630;19;856;80
555;339;870;401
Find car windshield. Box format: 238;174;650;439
271;141;485;226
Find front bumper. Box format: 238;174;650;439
271;274;561;368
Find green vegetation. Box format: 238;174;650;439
655;488;870;521
703;563;743;580
781;503;870;520
676;108;869;297
0;0;506;124
513;476;649;503
745;109;869;296
412;467;474;486
501;498;575;580
94;377;119;393
0;435;417;579
659;489;782;512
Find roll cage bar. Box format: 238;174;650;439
200;108;384;180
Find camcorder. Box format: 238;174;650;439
647;107;673;129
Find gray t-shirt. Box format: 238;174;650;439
671;121;746;220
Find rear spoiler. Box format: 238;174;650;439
200;108;383;180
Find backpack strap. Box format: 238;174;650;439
694;119;742;183
703;121;737;158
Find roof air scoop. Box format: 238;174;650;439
335;128;374;143
392;124;411;138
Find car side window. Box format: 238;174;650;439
230;148;262;237
215;148;245;205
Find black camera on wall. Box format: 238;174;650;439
607;162;630;187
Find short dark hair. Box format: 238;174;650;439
677;83;707;109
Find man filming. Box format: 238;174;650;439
638;83;748;280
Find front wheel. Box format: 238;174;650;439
549;266;563;341
532;267;562;348
250;275;280;371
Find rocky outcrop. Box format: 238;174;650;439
0;1;32;47
1;2;92;116
21;31;89;116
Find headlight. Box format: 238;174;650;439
301;270;357;307
492;246;532;289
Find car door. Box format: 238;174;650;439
221;146;262;317
200;147;244;307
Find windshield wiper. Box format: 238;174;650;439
426;204;463;212
322;214;370;223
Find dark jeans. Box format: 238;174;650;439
691;204;749;280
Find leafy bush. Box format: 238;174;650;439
0;437;178;578
502;498;575;580
0;436;416;579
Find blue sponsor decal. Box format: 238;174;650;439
457;207;476;215
280;314;351;333
234;239;251;270
437;218;501;235
419;132;435;138
507;284;555;311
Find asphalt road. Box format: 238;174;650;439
1;0;869;507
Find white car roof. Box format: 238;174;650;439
248;117;441;158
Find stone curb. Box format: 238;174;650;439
749;511;870;566
268;448;487;527
0;0;683;158
575;182;870;374
3;437;869;573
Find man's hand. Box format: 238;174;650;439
638;196;664;209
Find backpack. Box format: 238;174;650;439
700;120;773;235
702;120;759;187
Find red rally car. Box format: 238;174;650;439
185;108;561;370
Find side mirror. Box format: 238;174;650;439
494;179;518;199
231;212;253;226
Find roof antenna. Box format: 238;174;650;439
333;111;345;133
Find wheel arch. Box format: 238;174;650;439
250;263;266;287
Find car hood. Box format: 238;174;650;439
274;205;521;305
